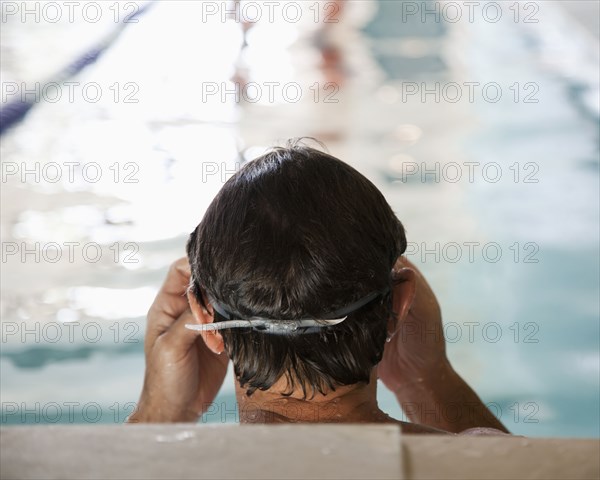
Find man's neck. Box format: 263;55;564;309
235;371;392;424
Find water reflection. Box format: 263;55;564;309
1;1;598;436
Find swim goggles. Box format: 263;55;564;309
185;288;388;335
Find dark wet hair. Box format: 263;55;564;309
187;139;406;397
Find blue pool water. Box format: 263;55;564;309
1;1;598;437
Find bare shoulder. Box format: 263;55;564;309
392;420;511;436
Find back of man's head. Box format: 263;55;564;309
187;139;406;398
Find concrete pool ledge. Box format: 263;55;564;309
0;424;598;480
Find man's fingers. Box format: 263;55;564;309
147;258;192;338
160;309;203;354
158;257;191;315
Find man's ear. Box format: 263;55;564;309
388;260;417;337
187;290;225;355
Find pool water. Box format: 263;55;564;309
1;1;598;437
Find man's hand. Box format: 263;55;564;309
378;256;448;393
377;256;508;433
128;258;229;423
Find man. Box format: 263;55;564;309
128;140;508;435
